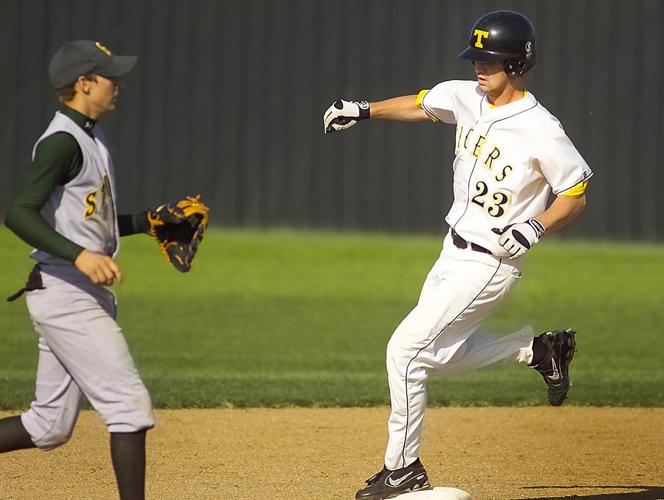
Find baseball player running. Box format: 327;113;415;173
1;40;157;500
323;11;592;500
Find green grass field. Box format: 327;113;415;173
1;227;663;409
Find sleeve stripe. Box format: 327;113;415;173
560;180;588;196
416;89;429;107
555;171;593;196
416;89;439;122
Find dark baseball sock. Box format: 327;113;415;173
0;415;36;452
110;430;147;500
530;336;549;366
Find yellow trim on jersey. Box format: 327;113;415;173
416;89;429;107
560;180;588;196
488;90;528;109
416;89;438;122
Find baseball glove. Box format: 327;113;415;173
147;195;209;272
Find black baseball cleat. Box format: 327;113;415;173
355;458;432;500
530;329;577;406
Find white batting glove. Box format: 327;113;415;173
323;99;370;134
496;218;546;259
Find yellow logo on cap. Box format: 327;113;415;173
95;42;112;56
473;29;490;48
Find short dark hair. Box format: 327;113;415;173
55;73;97;103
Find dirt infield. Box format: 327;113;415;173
1;407;663;499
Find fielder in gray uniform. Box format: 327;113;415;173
1;40;155;500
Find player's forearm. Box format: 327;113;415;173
5;202;84;262
537;194;586;233
369;95;429;122
118;212;149;237
5;148;85;261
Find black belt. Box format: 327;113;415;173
450;229;492;255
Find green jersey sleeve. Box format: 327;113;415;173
4;132;85;262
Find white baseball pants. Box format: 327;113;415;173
384;233;534;469
21;265;154;451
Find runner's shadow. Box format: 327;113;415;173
519;485;664;499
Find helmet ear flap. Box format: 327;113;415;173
504;58;527;78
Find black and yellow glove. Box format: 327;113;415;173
147;195;209;272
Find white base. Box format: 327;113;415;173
395;487;472;500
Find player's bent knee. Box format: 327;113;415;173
31;420;76;451
386;339;415;378
104;389;155;433
21;408;78;451
386;336;415;363
36;429;73;450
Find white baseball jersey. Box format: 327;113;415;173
30;111;120;265
419;80;592;256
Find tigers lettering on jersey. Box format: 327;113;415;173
455;126;514;182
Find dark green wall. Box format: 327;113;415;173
1;0;662;239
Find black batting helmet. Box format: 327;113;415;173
458;10;536;77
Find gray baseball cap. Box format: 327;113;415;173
49;40;137;89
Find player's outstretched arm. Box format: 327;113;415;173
323;95;428;134
369;95;429;122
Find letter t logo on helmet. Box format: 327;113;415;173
473;29;490;48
